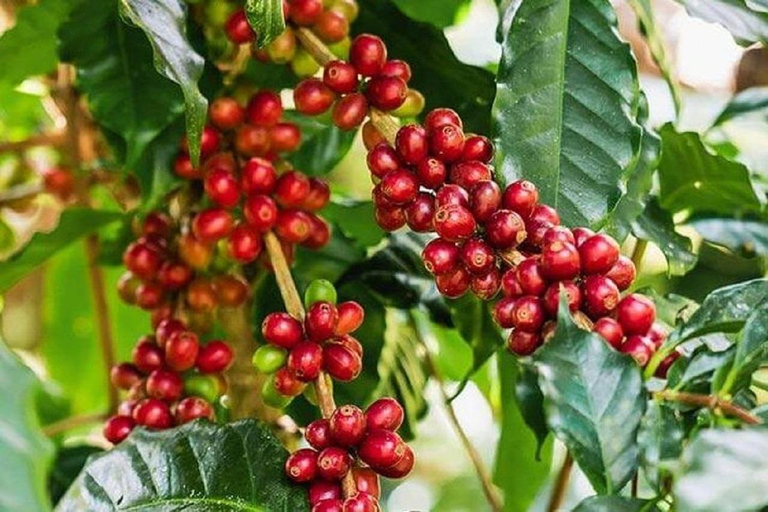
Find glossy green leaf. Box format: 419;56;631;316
282;112;357;176
242;59;299;90
245;0;286;48
689;217;768;258
677;0;768;45
57;419;308;511
657;124;763;217
0;339;54;512
533;301;645;494
636;287;698;328
49;445;103;505
0;83;50;140
638;401;683;490
513;363;549;454
391;0;470;27
119;0;208;164
674;428;768;511
712;87;768;125
0;209;123;294
667;345;735;391
631;199;697;276
321;200;385;250
450;295;504;378
720;298;768;393
59;0;184;168
493;0;642;229
354;0;496;134
494;352;552;512
574;496;659;511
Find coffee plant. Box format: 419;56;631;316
1;0;767;510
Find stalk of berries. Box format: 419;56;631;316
103;317;233;443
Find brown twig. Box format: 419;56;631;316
547;451;574;512
42;413;106;437
263;230;356;497
655;390;762;424
0;182;43;205
0;131;66;154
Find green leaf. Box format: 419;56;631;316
494;352;553;512
657;124;763;217
49;445;103;505
59;0;184;168
712;87;768;125
667;344;735;391
720;298;768;393
0;83;50;140
689;217;768;258
674;428;768;511
0;216;15;254
0;0;78;86
354;0;496;134
282;112;357;176
242;59;299;90
676;0;768;46
513;363;549;454
574;496;659;511
493;0;642;229
322;200;385;250
245;0;286;48
631;199;697;276
119;0;208;164
449;295;504;378
533;300;645;494
0;209;123;294
391;0;470;28
0;339;54;512
636;287;699;328
57;419;308;511
638;401;683;490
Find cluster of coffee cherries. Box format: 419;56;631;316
253;280;364;408
103;317;233;443
293;33;424;131
119;211;252;328
224;0;359;77
286;398;414;511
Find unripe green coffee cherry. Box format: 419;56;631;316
392;89;426;118
330;0;359;22
185;374;220;403
304;279;338;308
327;37;351;59
205;1;236;26
266;29;297;64
291;48;321;77
261;377;294;408
252;345;288;374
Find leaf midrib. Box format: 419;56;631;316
551;0;572;212
120;496;262;511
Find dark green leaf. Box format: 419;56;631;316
242;59;299;90
0;84;50;140
0;209;123;294
49;445;103;505
494;352;553;512
631;199;697;276
449;295;504;378
391;0;470;27
322;200;385;250
638;401;683;490
354;0;496;134
293;226;365;287
674;428;768;511
689;217;768;258
712;87;768;125
282;112;357;176
119;0;208;164
533;300;645;494
635;287;698;328
574;496;659;511
657;124;763;217
0;217;15;254
59;0;184;168
720;298;768;393
412;311;472;381
667;345;735;391
57;419;308;511
493;0;642;229
132;118;185;206
514;363;549;454
245;0;286;48
0;339;54;511
676;0;768;46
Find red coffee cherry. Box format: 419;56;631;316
196;341;234;373
174;153;199;179
179;126;220;158
205;151;237;174
449;161;491;190
542;226;575;246
294;78;335;115
42;167;75;200
213;274;250;307
262;312;303;349
330;404;367;447
502;180;539;218
648;323;666;350
404;192;436;232
353;467;381;498
593;317;624;349
511;296;546;332
324;60;359;94
135;282;165;310
275;171;311;209
374;204;406;231
192;208;234;242
175;397;214;424
469;180;502;222
323;343;362;381
178;234;212;270
305;301;338;341
165;331;200;371
285;448;319;483
313;499;343;512
395;124;428;165
285;341;322;381
150;304;174;330
579;234;620;275
103;415;135;444
620;335;654;366
493;297;517;328
367;143;401;179
276;210;311;243
244;194;279;232
235;125;272;156
123;242;162;280
616;294;656;335
435;266;471;298
274;367;306;396
655;350;681;378
485;209;526;249
342;493;379;512
225;10;255;44
377;444;414;479
241;158;277;195
429;123;465;162
334;334;363;359
516;259;548;296
310;481;342;507
380;59;412;82
358;429;406;469
271;122;301;152
157;261;193;291
424;108;463;134
333;93;368;130
186;278;217;312
117;272;141;305
146;369;183;401
501;269;524;298
539;241;580;280
542;281;581;315
132;338;164;374
530;204;560;225
335;301;365;336
110;363;142;390
571;227;595;247
366;75;407;111
350;34;387;76
228;224;263;263
461;135;494;163
422;238;460;275
365;397;403;432
434;204;476;242
507;330;542;356
132;398;173;429
606;255;636;291
303;214;331;249
582;275;620;318
302;178;331;211
306;419;332;450
209;97;244;130
461;238;496;275
314;9;349;42
142;211;172;238
380;169;419;205
435;184;469;209
416;157;447;190
246;91;283;127
289;0;323;25
525;220;554;249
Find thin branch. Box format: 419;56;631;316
547;451;574;512
631;238;647;270
369;108;399;145
655;390;763;425
0;182;43;205
0;131;66;154
42;413;106;437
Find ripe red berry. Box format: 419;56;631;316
404;192;435;232
43;167;75;200
374;204;406;231
132;339;164;374
142;212;172;238
366;75;407;111
435;184;469;209
306;419;332;450
146;369;183;401
213;274;249;307
209;97;244;130
196;341;234;373
525;220;554;249
530;204;560;225
156;261;193;291
502;180;539;218
165;331;200;371
365;397;403;432
541;227;574;247
380;59;411;81
271;122;301;152
579;234;620;275
262;312;303;349
289;0;323;25
294;78;335;115
380;169;419;205
501;269;523;298
461;238;495;275
342;493;380;512
511;296;546;332
175;397;214;424
543;281;582;315
276;210;312;243
485;209;526;249
434;204;476;242
367;143;401;179
395;124;428;165
314;9;349;42
135;282;165;310
123;242;162;280
103;415;135;444
606;255;636;291
353;468;381;498
621;335;654;366
246;91;283;127
303;214;331;249
616;294;656;335
358;429;406;469
186;278;217;312
192;208;234;242
516;259;548;296
469;180;502;222
132;398;173;429
422;238;460;275
235;125;272;156
424;108;462;134
582;275;620;318
241;158;277;195
648;323;666;350
174;153;200;179
334;301;365;336
350;34;387;76
302;178;331;211
274;367;306;396
330;405;367;447
285;448;319;483
110;363;142;390
310;481;342;506
228;224;263;263
493;297;517;328
416;157;447;189
449;161;491;190
507;330;542;356
461;135;494;163
540;241;580;280
287;341;323;381
225;10;255;44
333;93;368;130
323;343;363;381
429;123;464;162
593;317;624;349
243;194;278;232
275;171;311;209
323;60;359;94
435;266;471;298
571;227;595;247
313;499;343;512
